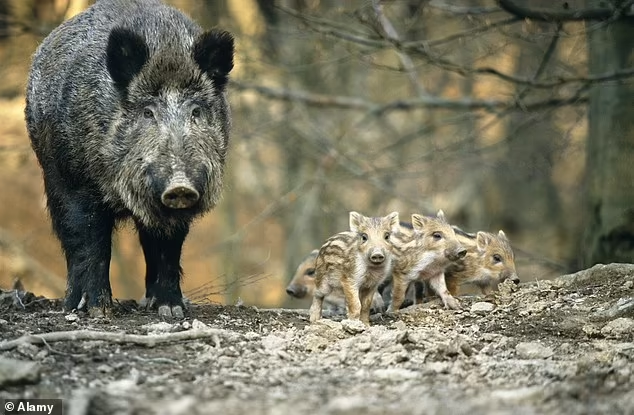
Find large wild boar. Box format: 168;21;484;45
25;0;235;318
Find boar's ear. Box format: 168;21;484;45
498;230;508;240
476;231;491;251
349;211;364;232
193;29;234;91
106;28;149;91
411;214;429;231
305;249;319;261
436;209;447;223
385;211;400;232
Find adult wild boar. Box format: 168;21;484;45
25;0;235;318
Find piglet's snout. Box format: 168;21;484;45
369;249;386;264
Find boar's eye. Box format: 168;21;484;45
360;233;368;242
384;232;391;241
191;106;202;120
432;232;442;240
143;107;154;119
306;268;315;277
493;254;502;263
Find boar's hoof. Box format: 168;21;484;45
370;305;386;314
161;186;200;209
158;304;185;319
443;296;461;311
88;306;112;319
138;295;154;309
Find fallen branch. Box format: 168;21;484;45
0;329;227;351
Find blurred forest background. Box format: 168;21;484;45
0;0;632;308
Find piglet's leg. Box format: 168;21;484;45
428;272;461;310
359;288;376;326
343;283;362;320
387;275;407;312
309;294;325;323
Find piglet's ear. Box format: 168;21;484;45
192;29;234;91
385;211;400;233
349;211;363;232
107;27;149;91
476;231;491;251
411;214;429;231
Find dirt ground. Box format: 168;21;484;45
1;263;633;415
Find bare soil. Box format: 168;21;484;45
1;263;634;415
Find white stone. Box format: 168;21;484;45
470;302;495;314
515;342;554;359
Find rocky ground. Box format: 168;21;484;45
1;263;634;415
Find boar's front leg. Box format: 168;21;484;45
387;275;408;312
428;272;461;310
343;283;362;321
138;225;188;318
46;185;114;317
359;287;376;326
309;293;325;323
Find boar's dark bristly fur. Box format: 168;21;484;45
25;0;235;318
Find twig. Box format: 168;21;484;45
497;0;634;22
422;17;522;48
370;0;426;96
279;11;634;88
428;1;503;15
230;80;588;113
132;356;178;365
0;227;65;294
402;43;634;88
516;22;562;101
0;329;228;351
39;337;86;358
185;272;271;301
253;307;309;315
205;179;316;250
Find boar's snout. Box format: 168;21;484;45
286;284;306;298
499;270;520;285
369;250;386;265
161;185;200;209
446;246;467;261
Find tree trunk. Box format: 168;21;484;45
583;18;634;266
